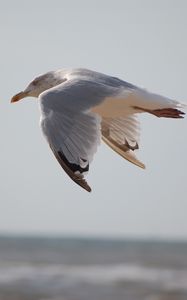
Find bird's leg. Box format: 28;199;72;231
133;106;185;119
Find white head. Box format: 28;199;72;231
11;70;64;103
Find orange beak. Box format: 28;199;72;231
11;91;29;103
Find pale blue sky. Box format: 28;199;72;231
1;0;187;239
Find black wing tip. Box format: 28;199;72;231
85;185;92;192
50;146;92;192
75;176;92;192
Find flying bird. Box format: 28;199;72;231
11;68;185;192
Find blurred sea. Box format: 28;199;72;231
0;236;187;300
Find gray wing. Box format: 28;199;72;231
66;68;137;89
39;78;116;192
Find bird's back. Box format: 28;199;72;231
64;68;136;89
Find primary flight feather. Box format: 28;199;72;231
11;68;185;192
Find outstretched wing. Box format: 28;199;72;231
40;110;101;192
39;78;115;192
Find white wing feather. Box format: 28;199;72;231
41;110;101;166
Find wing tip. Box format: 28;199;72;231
137;162;146;170
49;145;92;192
76;177;92;192
102;136;146;170
126;156;146;170
85;185;92;192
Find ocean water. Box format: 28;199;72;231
0;237;187;300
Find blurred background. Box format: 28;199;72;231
0;0;187;299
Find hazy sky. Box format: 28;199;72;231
1;0;187;239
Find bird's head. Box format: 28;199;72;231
11;71;64;103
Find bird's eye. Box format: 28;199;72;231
32;79;39;86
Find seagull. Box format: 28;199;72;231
11;68;185;192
